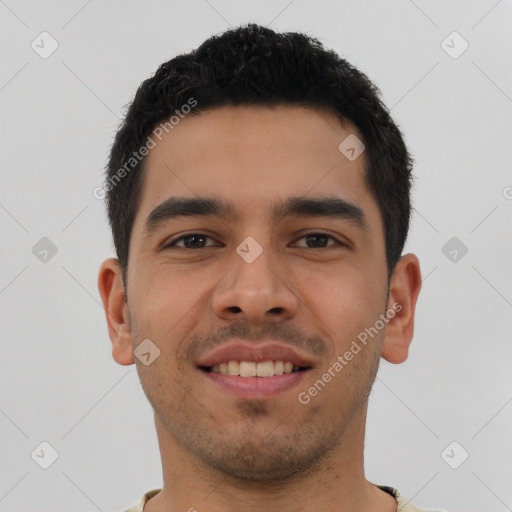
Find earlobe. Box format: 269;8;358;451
381;253;422;364
97;258;135;366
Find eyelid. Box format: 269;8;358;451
163;232;221;249
292;230;346;248
163;230;347;249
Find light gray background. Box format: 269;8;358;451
1;1;511;511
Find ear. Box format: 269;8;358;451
381;253;422;364
97;258;134;365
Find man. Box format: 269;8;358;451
98;23;445;512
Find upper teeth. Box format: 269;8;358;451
210;360;301;377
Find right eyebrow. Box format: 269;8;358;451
142;197;239;237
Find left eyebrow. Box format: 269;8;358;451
271;196;368;232
141;195;369;238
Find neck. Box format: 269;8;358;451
143;404;397;512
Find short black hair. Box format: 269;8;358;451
104;23;413;288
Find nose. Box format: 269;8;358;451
211;243;299;324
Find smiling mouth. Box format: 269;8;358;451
199;360;311;377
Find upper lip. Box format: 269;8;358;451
196;341;316;368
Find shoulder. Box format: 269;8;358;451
377;485;452;512
123;489;161;512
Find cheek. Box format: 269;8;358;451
300;263;384;337
130;264;221;371
133;263;210;326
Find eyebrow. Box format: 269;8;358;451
142;196;368;237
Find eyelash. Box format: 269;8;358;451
164;231;345;250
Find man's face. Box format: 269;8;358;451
125;106;390;480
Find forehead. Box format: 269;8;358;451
131;105;381;236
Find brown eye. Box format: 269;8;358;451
294;232;343;248
166;233;217;249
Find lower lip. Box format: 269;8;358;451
199;369;309;399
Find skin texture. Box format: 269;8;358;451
98;105;422;512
